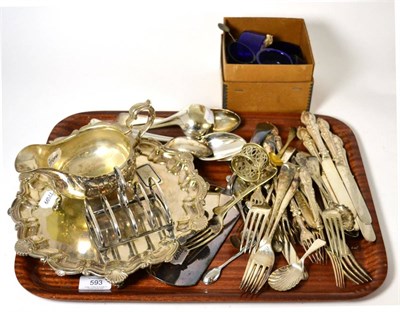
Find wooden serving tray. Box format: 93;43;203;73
14;111;387;302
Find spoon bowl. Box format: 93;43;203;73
122;106;241;137
141;131;246;161
212;108;241;133
151;104;215;139
199;132;246;161
268;239;326;291
164;137;212;158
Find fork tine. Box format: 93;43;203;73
184;229;208;245
342;255;371;283
243;210;260;251
253;266;272;293
313;230;327;263
240;260;257;291
347;253;372;281
343;244;372;282
241;253;262;292
331;211;371;284
327;214;339;255
253;213;269;249
188;232;216;250
248;264;264;293
341;259;363;284
302;238;312;250
240;208;269;253
326;248;345;288
302;238;318;263
300;237;316;264
324;209;372;285
333;212;347;256
323;211;346;287
256;267;274;293
241;264;258;292
184;228;213;250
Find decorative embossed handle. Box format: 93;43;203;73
299;166;323;230
267;171;299;241
264;163;297;238
297;127;321;162
290;197;311;235
301;111;329;158
317;117;338;160
332;134;348;167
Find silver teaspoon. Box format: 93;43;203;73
268;239;326;291
202;248;246;285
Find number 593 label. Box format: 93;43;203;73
79;276;112;292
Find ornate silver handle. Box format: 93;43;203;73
317;118;339;161
332;134;349;167
297;127;321;162
299;166;324;230
301;111;330;158
125;100;156;145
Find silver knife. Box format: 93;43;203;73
300;112;375;241
318;117;373;225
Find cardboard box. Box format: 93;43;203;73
221;17;315;113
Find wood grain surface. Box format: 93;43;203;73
13;111;387;302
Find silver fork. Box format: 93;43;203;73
289;198;322;263
183;166;277;250
240;165;299;293
240;206;271;254
325;248;345;288
322;209;371;285
240;163;294;254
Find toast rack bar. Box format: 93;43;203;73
85;167;174;252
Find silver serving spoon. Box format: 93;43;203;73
140;131;246;161
120;106;241;135
198;132;246;161
212;108;241;133
150;104;214;139
267;239;326;291
203;247;246;285
164;136;213;158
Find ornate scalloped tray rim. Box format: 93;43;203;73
13;111;388;302
9;112;210;286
